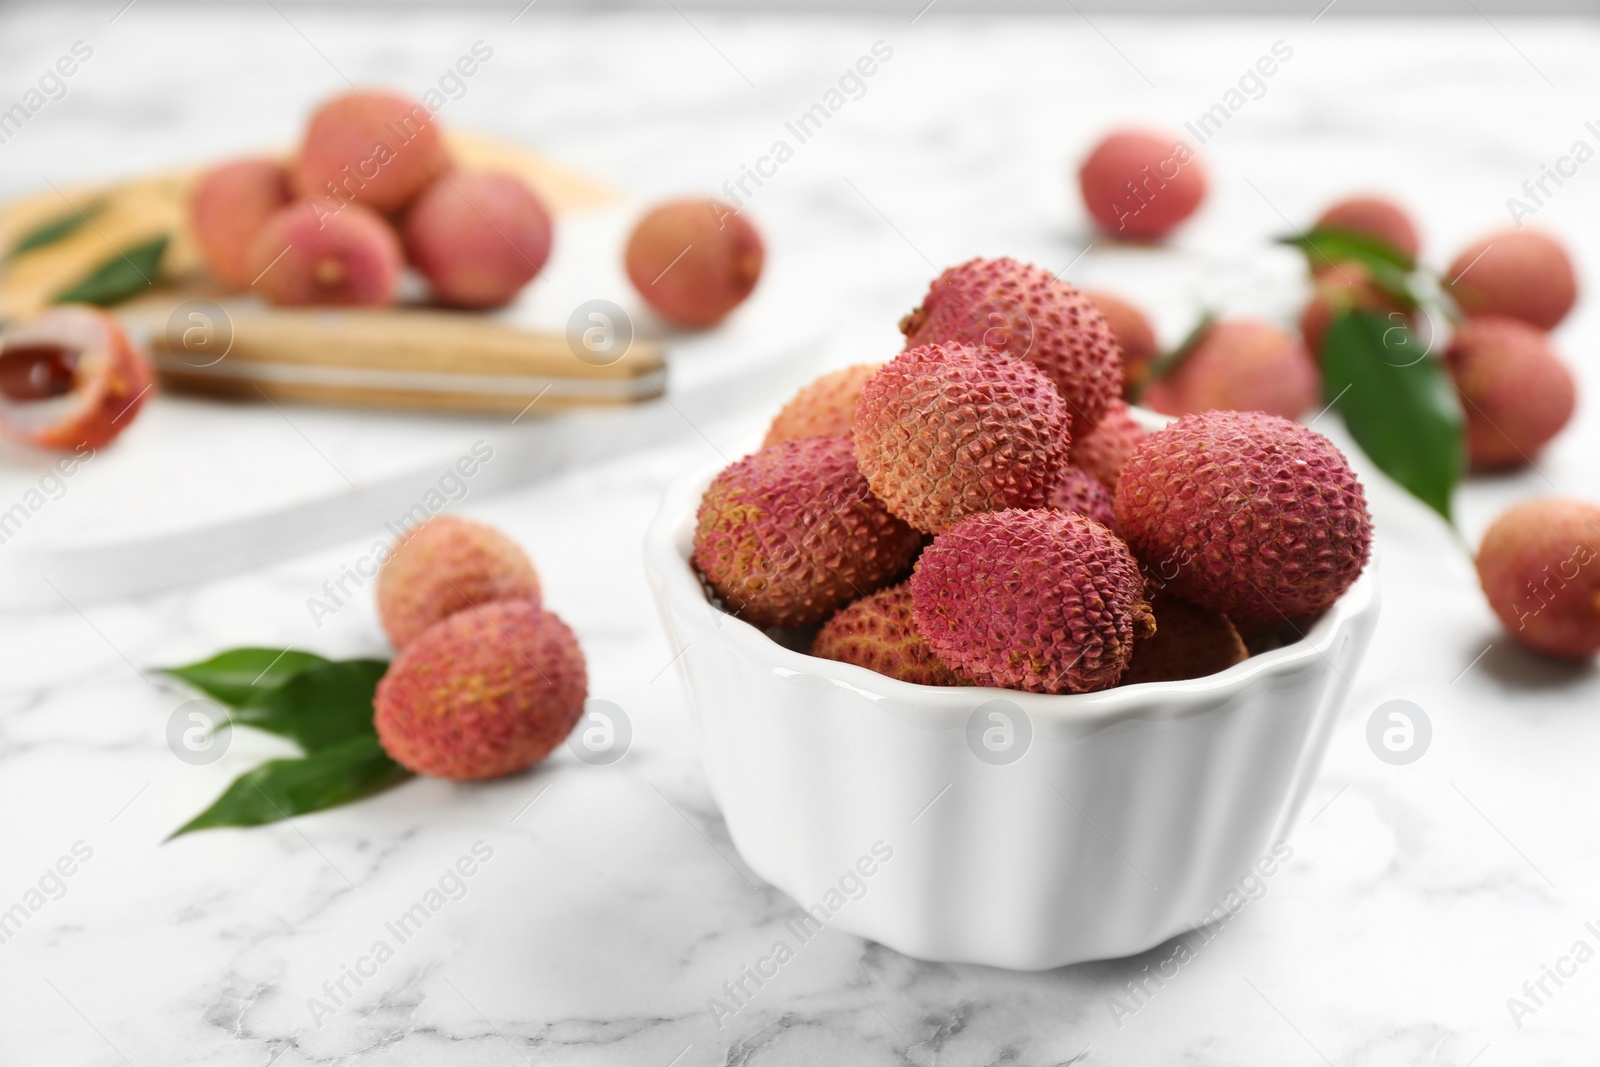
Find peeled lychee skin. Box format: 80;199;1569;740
0;306;154;451
377;516;541;649
854;341;1070;534
188;158;294;289
1314;196;1420;262
1445;317;1575;470
1477;498;1600;660
693;436;921;629
1047;465;1117;530
1446;229;1577;331
763;364;880;448
1115;411;1373;632
248;201;403;307
625;199;763;327
294;89;450;215
1086;290;1159;401
402;170;553;309
911;509;1155;694
375;601;586;780
812;584;968;687
1120;591;1248;686
900;257;1122;429
1078;130;1206;239
1071;399;1146;491
1144;319;1319;421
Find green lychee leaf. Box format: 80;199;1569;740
7;198;104;258
231;659;390;751
169;735;412;839
52;234;168;306
1278;227;1419;309
1320;309;1465;524
162;648;332;707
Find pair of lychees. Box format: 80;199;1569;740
693;257;1376;695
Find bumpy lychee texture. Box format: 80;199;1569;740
625;199;763;327
911;509;1155;694
294;89;451;215
1446;229;1577;331
248;201;403;307
402;170;554;309
1314;195;1420;262
1120;591;1248;686
1144;319;1319;421
1299;260;1412;355
693;436;921;629
1071;399;1146;491
763;364;880;448
1086;290;1160;401
1477;498;1600;660
1115;410;1373;632
0;306;154;451
1445;317;1575;469
377;516;542;649
1078;129;1206;240
375;600;587;780
854;342;1070;534
900;257;1121;429
188;158;294;289
1047;466;1117;530
811;584;968;687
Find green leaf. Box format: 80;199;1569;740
170;735;412;838
8;199;103;257
1278;227;1419;308
162;648;331;707
1320;309;1465;523
51;234;168;306
233;659;390;751
1130;310;1215;402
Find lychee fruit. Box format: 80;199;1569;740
1047;465;1117;530
1314;195;1420;262
1070;398;1146;491
401;170;554;309
1444;317;1575;469
377;516;541;649
811;583;969;687
1299;259;1412;355
910;508;1155;694
1120;591;1248;686
247;201;403;307
188;158;294;289
1086;290;1160;401
854;341;1070;534
1115;410;1373;633
1143;319;1319;421
693;436;921;629
294;89;451;215
625;199;763;327
762;364;880;448
0;306;154;451
1078;129;1206;240
899;257;1121;429
1446;229;1577;331
1477;498;1600;660
374;600;587;780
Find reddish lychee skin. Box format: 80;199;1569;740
625;199;763;327
1114;411;1373;632
0;306;154;451
1445;317;1575;470
911;509;1154;694
377;516;542;649
1446;229;1577;331
854;341;1070;534
1144;319;1319;421
693;436;921;629
375;601;586;780
1314;196;1420;262
188;158;294;290
248;201;403;307
1477;498;1600;660
1120;591;1248;686
1078;130;1206;240
812;584;969;687
1047;465;1117;530
763;364;880;448
1086;290;1160;401
1070;399;1146;491
900;257;1122;429
1299;260;1412;355
402;170;553;309
294;89;451;215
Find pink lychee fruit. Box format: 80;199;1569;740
625;199;763;327
1078;129;1206;240
376;516;541;650
1070;398;1147;492
1143;319;1320;421
1314;195;1421;262
1477;498;1600;660
762;364;881;448
811;583;969;687
294;89;451;215
188;158;294;289
1446;229;1578;331
402;170;554;309
1445;316;1576;470
247;201;403;307
0;306;154;451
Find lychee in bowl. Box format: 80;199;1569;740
644;452;1380;971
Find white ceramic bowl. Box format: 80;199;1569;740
644;458;1380;971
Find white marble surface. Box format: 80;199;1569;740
4;7;1600;1065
